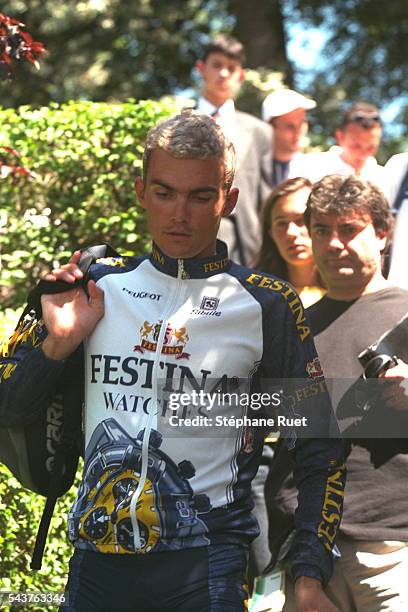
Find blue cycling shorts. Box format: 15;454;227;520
61;544;248;611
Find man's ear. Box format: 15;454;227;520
135;176;146;209
335;128;344;145
222;187;239;217
377;229;388;251
196;60;205;76
238;67;245;84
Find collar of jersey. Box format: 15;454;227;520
149;240;231;279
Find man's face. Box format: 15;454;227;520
335;123;382;170
272;108;308;159
196;52;244;104
309;209;386;293
135;149;238;259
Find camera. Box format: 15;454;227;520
358;345;398;379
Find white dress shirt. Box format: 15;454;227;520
289;146;386;193
196;97;238;146
385;153;408;289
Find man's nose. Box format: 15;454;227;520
328;232;344;250
219;67;229;78
171;197;189;222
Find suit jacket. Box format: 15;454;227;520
195;98;273;266
218;110;273;266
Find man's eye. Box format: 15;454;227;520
313;227;328;237
342;226;358;236
155;191;170;198
193;194;212;203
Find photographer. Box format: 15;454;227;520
274;175;408;611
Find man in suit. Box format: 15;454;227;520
195;34;272;266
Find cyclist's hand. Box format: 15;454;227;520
294;577;339;612
44;250;83;284
41;280;104;360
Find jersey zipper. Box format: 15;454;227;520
129;258;186;551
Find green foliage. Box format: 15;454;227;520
0;98;176;309
0;0;229;107
290;0;408;105
0;309;21;342
236;68;285;118
0;464;81;610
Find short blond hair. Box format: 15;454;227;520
143;109;236;191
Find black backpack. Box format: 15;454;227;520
0;244;119;569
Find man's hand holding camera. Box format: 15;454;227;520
380;359;408;411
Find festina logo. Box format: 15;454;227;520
89;353;233;416
90;353;231;394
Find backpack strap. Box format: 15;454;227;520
30;347;84;570
19;243;120;323
28;243;119;570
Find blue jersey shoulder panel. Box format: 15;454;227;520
89;254;148;283
227;263;313;377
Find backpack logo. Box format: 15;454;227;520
46;394;64;472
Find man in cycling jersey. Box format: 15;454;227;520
0;110;344;612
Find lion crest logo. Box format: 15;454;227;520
134;321;190;359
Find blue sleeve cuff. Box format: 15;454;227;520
288;531;333;587
290;562;324;585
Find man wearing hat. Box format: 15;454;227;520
262;89;316;188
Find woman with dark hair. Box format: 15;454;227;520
250;178;326;587
255;176;325;307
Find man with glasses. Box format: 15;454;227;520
290;103;386;192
